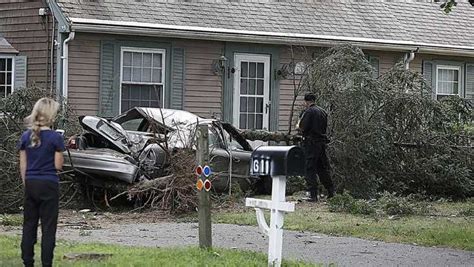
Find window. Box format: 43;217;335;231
208;127;225;150
436;65;461;100
367;55;379;78
120;48;165;112
0;57;13;98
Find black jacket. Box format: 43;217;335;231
299;104;329;143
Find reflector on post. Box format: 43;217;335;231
204;179;212;192
195;165;203;176
196;179;204;191
203;165;212;177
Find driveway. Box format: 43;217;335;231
2;218;473;266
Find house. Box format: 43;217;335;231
1;0;473;133
0;0;52;96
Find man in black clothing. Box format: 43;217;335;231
298;93;335;202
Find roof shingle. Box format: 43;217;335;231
55;0;474;49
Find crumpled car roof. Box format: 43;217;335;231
136;108;202;126
116;107;217;149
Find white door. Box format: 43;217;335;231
233;54;271;131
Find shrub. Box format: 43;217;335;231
328;191;436;216
377;192;416;215
328;191;375;215
328;191;356;213
0;214;22;226
286;176;306;195
458;206;474;216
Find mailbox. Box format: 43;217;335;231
250;145;305;177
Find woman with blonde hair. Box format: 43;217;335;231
18;97;64;267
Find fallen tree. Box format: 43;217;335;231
299;45;473;199
120;149;198;213
0;87;81;213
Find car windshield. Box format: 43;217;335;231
220;126;244;151
209;127;225;149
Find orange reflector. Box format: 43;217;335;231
196;179;204;191
204;179;212;192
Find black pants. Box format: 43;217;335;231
303;140;334;198
21;179;59;267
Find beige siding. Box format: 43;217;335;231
0;0;53;89
61;30;474;121
278;46;318;132
410;54;474;73
174;40;224;119
67;33;101;115
364;50;404;75
66;34;224;117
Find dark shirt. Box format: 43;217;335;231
299;104;329;143
18;129;65;183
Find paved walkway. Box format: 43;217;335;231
4;222;472;266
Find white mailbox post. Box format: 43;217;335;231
245;146;305;267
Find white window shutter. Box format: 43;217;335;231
14;56;27;89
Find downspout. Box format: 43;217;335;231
50;16;55;93
404;48;418;70
62;31;75;103
403;49;417;93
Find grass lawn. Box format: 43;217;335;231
211;199;474;251
0;235;314;267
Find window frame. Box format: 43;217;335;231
365;54;380;79
119;47;166;112
435;64;462;99
0;55;15;98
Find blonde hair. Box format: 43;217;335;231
26;97;60;147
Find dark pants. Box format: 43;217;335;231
303;140;335;199
21;179;59;267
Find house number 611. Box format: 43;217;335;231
253;159;260;173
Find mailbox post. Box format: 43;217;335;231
246;146;305;267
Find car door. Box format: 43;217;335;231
207;125;232;191
221;123;252;176
219;122;255;190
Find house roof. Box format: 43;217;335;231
0;36;18;54
55;0;474;55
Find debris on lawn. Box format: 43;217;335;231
63;253;112;261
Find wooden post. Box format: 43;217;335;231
197;124;212;249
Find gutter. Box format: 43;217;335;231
70;18;474;57
62;31;75;101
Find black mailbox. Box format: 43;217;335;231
250;146;305;177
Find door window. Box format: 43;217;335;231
233;54;270;130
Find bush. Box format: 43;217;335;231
377;192;416;215
328;191;375;215
0;214;22;226
328;191;437;216
458;206;474;216
286;176;306;195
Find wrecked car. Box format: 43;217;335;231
63;108;257;192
